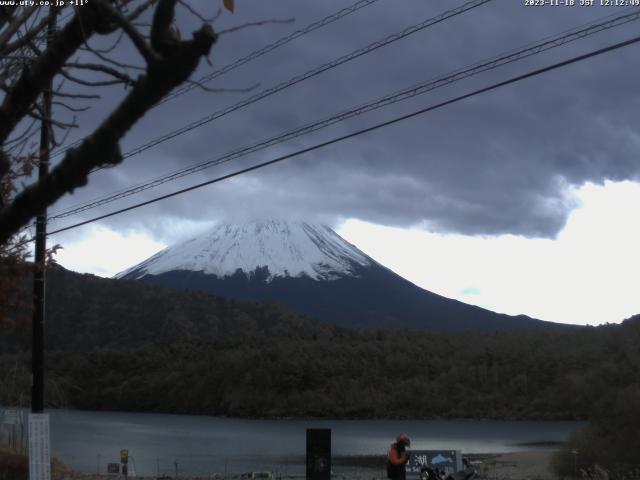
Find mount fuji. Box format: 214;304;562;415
115;220;557;331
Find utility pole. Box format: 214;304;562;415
32;7;56;414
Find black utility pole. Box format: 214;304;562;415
32;9;56;414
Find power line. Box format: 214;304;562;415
21;0;485;234
46;0;494;219
161;0;382;104
47;8;640;222
120;0;492;159
48;7;639;220
49;0;493;166
48;0;381;158
47;33;640;237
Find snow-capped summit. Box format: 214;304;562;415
116;219;559;332
116;220;376;281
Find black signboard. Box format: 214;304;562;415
306;428;331;480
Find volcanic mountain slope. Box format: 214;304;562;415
116;220;560;331
1;264;337;353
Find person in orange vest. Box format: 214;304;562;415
386;434;411;480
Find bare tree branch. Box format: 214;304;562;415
24;36;42;56
80;39;146;71
1;9;51;57
211;8;224;24
4;117;39;147
52;118;75;148
97;0;160;64
150;0;178;54
65;61;138;85
81;29;126;54
0;0;218;244
0;6;15;31
50;89;101;100
178;0;217;24
126;0;157;23
0;6;37;53
28;109;79;130
51;101;91;113
58;68;129;87
0;5;106;145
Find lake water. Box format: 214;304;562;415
42;409;584;477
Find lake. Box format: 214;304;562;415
41;409;584;477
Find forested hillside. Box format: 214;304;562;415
2;315;639;420
0;266;337;353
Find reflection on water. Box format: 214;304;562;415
47;409;584;476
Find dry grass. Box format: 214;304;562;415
0;446;27;480
0;446;74;480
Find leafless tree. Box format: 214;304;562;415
0;0;228;327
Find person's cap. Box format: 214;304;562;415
396;434;411;446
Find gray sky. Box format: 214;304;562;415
47;0;640;239
45;0;640;325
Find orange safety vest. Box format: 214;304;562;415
386;443;408;479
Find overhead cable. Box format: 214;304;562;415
48;0;381;158
47;33;640;236
47;8;640;222
161;0;382;104
49;0;493;164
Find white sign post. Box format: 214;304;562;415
28;414;51;480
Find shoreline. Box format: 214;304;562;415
331;451;559;480
13;405;588;422
2;448;559;480
472;451;556;480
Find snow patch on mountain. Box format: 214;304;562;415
115;220;377;281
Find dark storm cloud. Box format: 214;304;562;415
49;0;640;241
